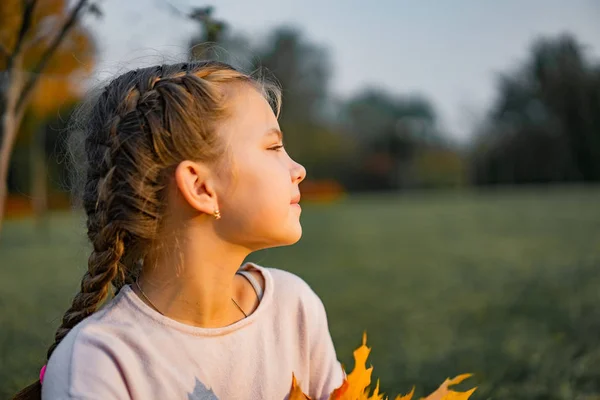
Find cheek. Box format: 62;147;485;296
224;156;290;220
241;151;289;193
246;171;289;215
220;181;292;245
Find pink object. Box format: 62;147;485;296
39;364;47;384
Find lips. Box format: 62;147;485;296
291;194;301;204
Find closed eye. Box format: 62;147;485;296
269;145;285;151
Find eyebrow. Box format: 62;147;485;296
265;128;283;141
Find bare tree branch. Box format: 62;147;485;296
22;17;59;53
160;0;188;18
0;42;9;58
23;33;47;54
16;0;91;114
159;0;213;22
6;0;39;70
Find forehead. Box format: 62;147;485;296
221;84;279;142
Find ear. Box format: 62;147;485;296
174;160;218;216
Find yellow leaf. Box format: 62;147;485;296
420;374;477;400
394;387;415;400
289;333;477;400
330;379;350;399
362;379;385;400
343;332;374;399
289;373;312;400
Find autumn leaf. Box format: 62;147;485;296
419;374;477;400
289;373;312;400
289;332;477;400
394;386;415;400
329;379;350;399
331;332;374;399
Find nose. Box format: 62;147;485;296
291;161;307;184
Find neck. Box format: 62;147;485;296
135;226;253;328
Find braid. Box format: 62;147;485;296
45;71;150;361
47;162;126;360
46;226;125;358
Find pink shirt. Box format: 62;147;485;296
42;262;344;399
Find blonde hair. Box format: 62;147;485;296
13;60;281;400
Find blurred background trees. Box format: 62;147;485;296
180;5;600;198
0;0;96;232
185;7;468;194
5;4;599;230
471;34;600;185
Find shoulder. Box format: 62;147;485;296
269;266;314;292
249;262;328;320
252;262;320;300
42;294;137;398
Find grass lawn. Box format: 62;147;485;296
1;186;599;399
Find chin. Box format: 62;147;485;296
270;225;303;248
288;227;303;244
280;227;303;246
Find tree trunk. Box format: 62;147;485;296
0;109;18;235
31;123;48;230
0;65;25;236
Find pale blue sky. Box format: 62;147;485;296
90;0;600;141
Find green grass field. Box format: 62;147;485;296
1;186;599;399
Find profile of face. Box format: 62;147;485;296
217;84;307;250
175;83;307;252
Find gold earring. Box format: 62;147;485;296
213;208;221;220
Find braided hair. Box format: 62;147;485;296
13;61;281;400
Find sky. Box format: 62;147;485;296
90;0;600;142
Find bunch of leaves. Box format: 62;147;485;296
289;333;476;400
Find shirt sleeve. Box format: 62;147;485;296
307;293;346;400
42;328;131;400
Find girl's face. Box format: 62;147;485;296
215;84;307;250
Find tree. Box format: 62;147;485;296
341;89;441;190
0;0;97;234
256;27;331;123
186;6;227;62
471;34;600;185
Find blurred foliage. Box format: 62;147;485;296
7;111;72;195
339;89;463;191
2;0;96;219
0;0;96;125
7;8;600;200
187;6;227;62
471;34;600;185
186;22;600;192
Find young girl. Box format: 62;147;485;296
14;61;344;400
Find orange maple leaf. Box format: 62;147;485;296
289;332;477;400
331;332;375;400
289;373;312;400
417;374;477;400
